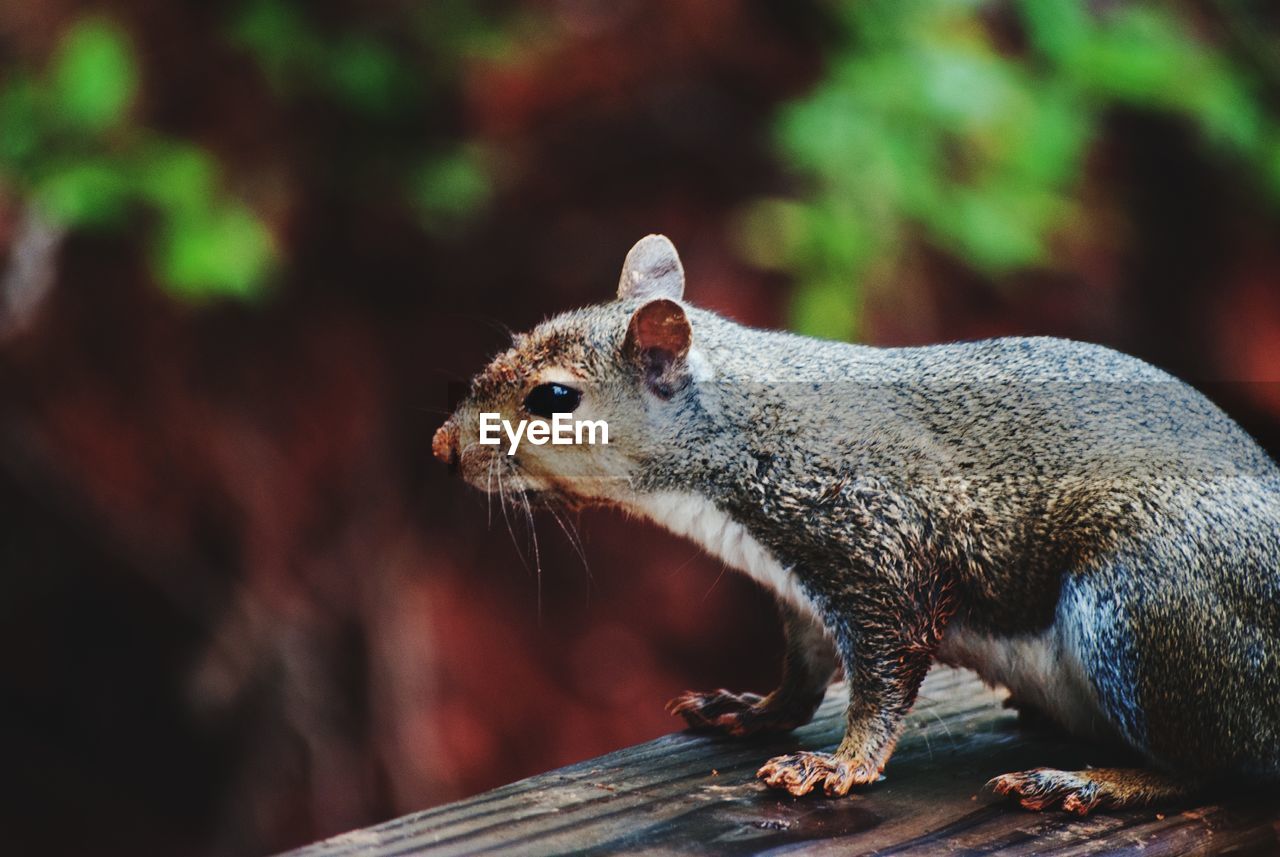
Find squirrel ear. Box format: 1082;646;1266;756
625;298;692;398
617;235;685;301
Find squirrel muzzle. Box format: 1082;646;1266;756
433;420;459;467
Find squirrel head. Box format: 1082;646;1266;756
434;235;706;506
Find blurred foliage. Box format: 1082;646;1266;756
8;0;1277;319
0;3;511;300
741;0;1280;340
0;17;274;299
226;0;505;236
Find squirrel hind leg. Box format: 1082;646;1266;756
1001;694;1061;733
669;601;836;738
986;767;1193;815
666;688;818;736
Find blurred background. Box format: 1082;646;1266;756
2;1;1279;854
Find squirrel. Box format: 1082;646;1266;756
433;235;1280;814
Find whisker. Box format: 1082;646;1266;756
921;701;956;748
665;548;703;580
545;499;591;590
702;560;732;602
495;456;532;578
485;453;496;528
446;312;516;341
509;461;544;622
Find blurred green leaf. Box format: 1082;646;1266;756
230;0;321;90
1005;87;1090;187
918;48;1019;130
133;142;218;216
1019;0;1090;65
232;0;416;110
732;198;811;271
945;185;1050;270
49;18;137;132
791;277;859;341
1268;141;1280;196
35;160;130;226
0;76;43;165
406;0;521;70
0;2;516;304
1193;71;1264;152
156;205;275;298
329;38;401;112
413;148;492;229
761;0;1280;340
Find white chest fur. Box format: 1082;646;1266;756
631;491;821;622
631;491;1109;741
937;623;1108;740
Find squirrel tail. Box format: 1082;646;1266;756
986;767;1193;815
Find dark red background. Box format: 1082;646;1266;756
3;2;1280;855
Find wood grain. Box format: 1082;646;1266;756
281;667;1280;855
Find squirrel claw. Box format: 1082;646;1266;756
668;689;803;737
986;766;1189;815
986;768;1102;814
757;751;878;797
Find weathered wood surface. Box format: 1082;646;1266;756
283;667;1280;856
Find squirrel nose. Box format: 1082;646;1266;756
433;420;459;466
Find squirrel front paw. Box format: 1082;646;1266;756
666;689;813;737
756;750;880;797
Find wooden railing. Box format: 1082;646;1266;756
283;667;1280;856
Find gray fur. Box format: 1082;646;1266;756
617;234;685;301
436;236;1280;800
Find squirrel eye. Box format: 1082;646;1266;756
523;382;582;418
